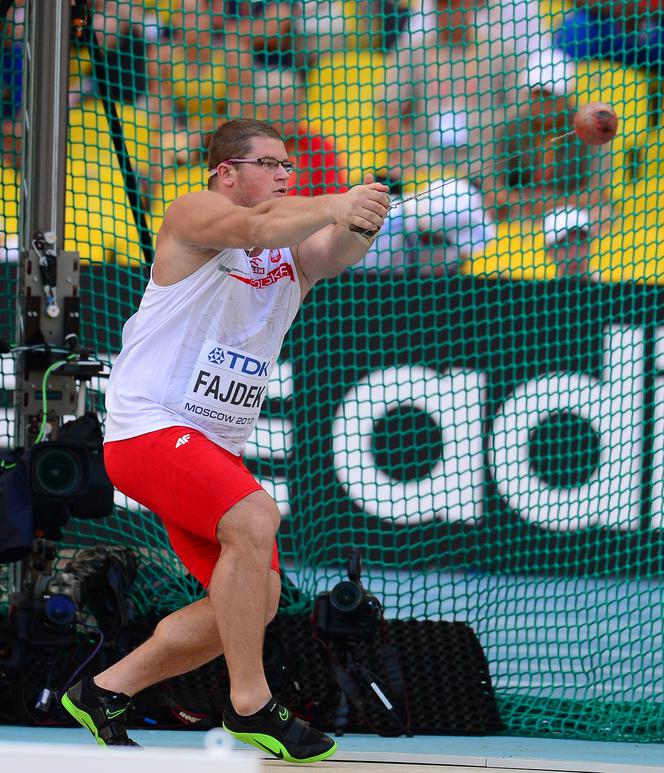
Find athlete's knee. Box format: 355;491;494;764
216;494;281;552
151;615;181;650
152;612;192;649
236;506;280;553
152;605;223;656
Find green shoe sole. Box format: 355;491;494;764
222;724;337;763
61;693;107;747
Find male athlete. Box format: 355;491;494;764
61;119;390;763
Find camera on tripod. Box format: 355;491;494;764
0;549;80;674
0;410;134;719
11;541;81;649
311;550;410;737
0;542;138;716
313;550;382;642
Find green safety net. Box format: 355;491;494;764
3;0;664;743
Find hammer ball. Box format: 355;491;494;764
573;102;618;146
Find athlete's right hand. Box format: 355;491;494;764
331;178;391;232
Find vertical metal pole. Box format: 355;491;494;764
19;0;69;252
14;0;78;448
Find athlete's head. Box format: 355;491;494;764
207;119;292;207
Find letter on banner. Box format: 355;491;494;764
332;366;486;525
489;325;644;532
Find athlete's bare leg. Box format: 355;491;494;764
210;489;281;715
93;568;281;696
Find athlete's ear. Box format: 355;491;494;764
217;162;236;188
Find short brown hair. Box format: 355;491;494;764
207;119;283;187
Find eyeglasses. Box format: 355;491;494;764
209;157;295;177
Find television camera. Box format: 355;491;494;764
313;549;383;642
313;550;410;737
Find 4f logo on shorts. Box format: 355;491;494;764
175;434;191;448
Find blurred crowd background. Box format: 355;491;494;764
1;0;663;280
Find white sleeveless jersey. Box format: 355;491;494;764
104;246;301;455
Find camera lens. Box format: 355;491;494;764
329;580;363;613
44;593;77;625
33;448;83;497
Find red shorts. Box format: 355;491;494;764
104;426;279;588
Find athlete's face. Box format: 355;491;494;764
224;136;292;207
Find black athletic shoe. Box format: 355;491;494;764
61;677;140;747
222;698;337;763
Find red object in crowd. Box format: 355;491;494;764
287;126;349;197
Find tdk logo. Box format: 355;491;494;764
207;346;269;377
208;347;225;365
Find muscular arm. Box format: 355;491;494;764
163;190;335;250
161;185;388;251
296;223;380;285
